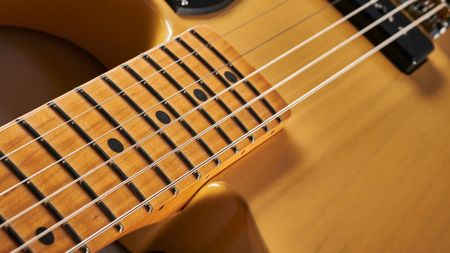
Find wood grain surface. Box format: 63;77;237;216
123;1;450;253
0;0;449;252
210;2;450;253
0;26;288;252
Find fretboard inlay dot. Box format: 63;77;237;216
193;89;208;102
156;111;171;124
108;138;124;153
36;227;55;245
224;71;238;83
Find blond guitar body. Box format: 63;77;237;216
0;1;450;252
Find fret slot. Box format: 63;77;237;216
159;45;240;153
123;64;218;171
176;37;259;140
100;76;178;194
0;213;32;252
17;116;124;232
0;149;88;252
140;55;220;167
48;102;147;226
75;88;155;211
190;29;281;128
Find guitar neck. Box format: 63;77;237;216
0;26;290;252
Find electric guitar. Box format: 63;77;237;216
0;0;449;252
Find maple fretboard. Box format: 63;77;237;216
0;26;289;252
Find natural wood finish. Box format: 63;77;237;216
0;26;289;252
0;1;449;253
115;1;450;253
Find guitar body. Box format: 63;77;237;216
1;1;449;252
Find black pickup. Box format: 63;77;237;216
331;0;435;74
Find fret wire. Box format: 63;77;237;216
142;54;221;167
0;42;268;230
123;65;204;178
5;0;418;249
175;37;260;142
0;215;33;253
2;0;398;249
0;147;89;252
22;106;124;231
159;45;240;153
0;1;384;237
9;63;290;253
189;30;270;132
190;29;281;124
76;88;153;212
0;0;350;201
0;0;342;176
0;215;32;253
0;0;293;135
142;55;221;165
124;62;219;171
0;203;32;253
176;36;261;139
49;102;131;229
67;5;444;248
75;92;289;252
100;76;178;195
0;1;398;251
0;2;381;229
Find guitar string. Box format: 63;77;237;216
0;0;360;197
0;0;346;178
8;1;438;251
0;0;385;228
0;0;294;134
0;0;295;161
63;4;450;252
0;0;412;239
7;1;426;251
1;0;320;162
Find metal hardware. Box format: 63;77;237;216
396;0;450;39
